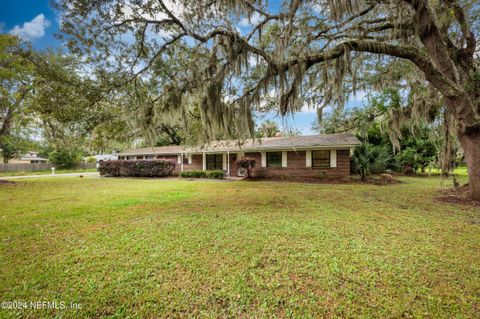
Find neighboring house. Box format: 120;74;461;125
85;154;119;162
15;151;48;164
117;133;361;178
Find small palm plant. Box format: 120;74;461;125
352;143;393;181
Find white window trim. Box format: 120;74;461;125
261;152;266;167
330;149;337;168
222;153;227;170
188;154;192;164
282;151;287;168
306;150;312;167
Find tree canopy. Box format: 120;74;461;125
43;0;480;197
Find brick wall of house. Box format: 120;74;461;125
229;153;238;176
120;149;351;178
184;154;203;171
156;155;177;161
243;149;351;178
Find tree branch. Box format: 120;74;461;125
444;0;476;56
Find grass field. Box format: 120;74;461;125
0;174;479;318
0;168;97;177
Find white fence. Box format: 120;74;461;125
0;163;97;172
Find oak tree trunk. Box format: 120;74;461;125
459;132;480;200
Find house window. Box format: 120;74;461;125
206;154;223;170
136;156;144;160
183;155;189;164
266;152;282;167
312;150;330;168
145;155;154;160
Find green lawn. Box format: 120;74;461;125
0;175;479;318
0;168;97;177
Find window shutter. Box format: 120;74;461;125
222;153;227;170
188;154;192;164
330;150;337;168
282;151;287;167
261;152;266;167
177;155;182;164
202;153;206;170
306;150;312;167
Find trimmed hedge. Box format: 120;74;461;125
98;160;176;177
180;170;207;178
180;170;224;179
207;170;225;179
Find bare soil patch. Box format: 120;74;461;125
0;179;16;186
437;184;480;207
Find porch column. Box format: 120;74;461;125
202;152;206;171
180;153;184;172
227;151;230;178
222;153;227;171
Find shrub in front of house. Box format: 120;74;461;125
206;170;224;179
180;170;207;178
98;160;176;177
180;170;224;179
236;158;256;178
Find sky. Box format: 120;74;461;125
0;1;366;135
0;1;61;49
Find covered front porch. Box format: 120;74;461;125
177;151;246;177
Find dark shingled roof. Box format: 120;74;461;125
118;133;361;156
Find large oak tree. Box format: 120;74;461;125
58;0;479;198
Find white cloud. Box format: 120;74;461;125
247;55;259;67
300;102;317;114
117;0;185;24
111;0;182;40
10;14;51;41
312;0;330;15
352;89;368;100
239;12;261;27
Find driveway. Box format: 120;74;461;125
1;172;100;180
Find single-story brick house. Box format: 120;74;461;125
117;133;361;178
